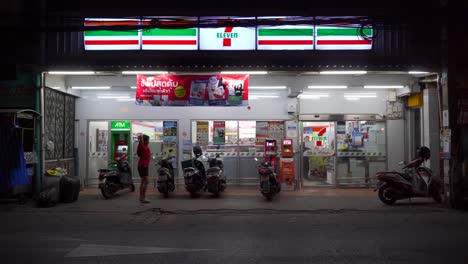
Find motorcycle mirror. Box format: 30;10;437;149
254;158;258;161
398;161;405;165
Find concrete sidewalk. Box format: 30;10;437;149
0;186;449;214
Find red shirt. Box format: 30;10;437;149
137;143;151;168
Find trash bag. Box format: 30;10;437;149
59;176;80;203
36;187;58;207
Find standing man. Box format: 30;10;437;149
137;134;151;203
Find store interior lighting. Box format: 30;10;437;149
130;86;137;89
48;71;96;75
344;92;377;98
117;98;136;101
249;94;280;99
249;86;287;90
121;71;169;75
364;85;404;89
319;71;367;75
97;93;131;99
71;86;111;90
220;71;268;75
297;93;330;99
307;85;347;89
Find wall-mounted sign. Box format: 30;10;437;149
135;74;249;106
257;25;314;50
142;28;198;50
315;26;372;50
84;19;140;50
199;27;256;50
213;121;226;145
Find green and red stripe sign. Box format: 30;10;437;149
142;28;198;50
84;19;140;50
257;26;314;50
315;26;372;50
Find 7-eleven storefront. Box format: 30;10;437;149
44;17;441;190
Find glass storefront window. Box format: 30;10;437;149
336;120;386;186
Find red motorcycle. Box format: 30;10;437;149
374;146;443;205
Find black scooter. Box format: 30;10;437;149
155;154;176;198
98;154;135;199
206;153;227;197
182;146;207;197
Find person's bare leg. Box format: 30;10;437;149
139;176;150;203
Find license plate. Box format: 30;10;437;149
260;175;269;181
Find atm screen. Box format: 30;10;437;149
283;139;292;145
266;142;275;147
117;145;128;153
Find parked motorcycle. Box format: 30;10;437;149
374;146;443;205
254;157;281;200
155;153;176;198
98;154;135;199
206;152;227;197
182;146;207;197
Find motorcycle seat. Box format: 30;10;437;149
402;173;412;182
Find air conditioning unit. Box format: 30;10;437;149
396;86;412;97
288;87;302;98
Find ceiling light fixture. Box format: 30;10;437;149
220;71;268;75
121;71;168;75
97;95;131;99
71;86;111;90
307;85;347;89
249;95;280;99
48;71;96;75
298;93;330;99
344;93;377;98
249;86;287;90
117;98;136;101
345;97;361;101
364;85;404;89
319;71;367;75
130;86;137;89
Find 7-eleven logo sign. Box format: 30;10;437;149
312;126;328;147
200;27;255;50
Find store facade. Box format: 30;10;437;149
43;71;439;189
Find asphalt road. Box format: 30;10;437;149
2;205;468;264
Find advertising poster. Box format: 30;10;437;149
162;121;177;158
196;121;209;146
136;74;249;106
281;158;295;185
255;121;268;146
213;121;226;145
268;121;285;143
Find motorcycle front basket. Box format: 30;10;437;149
181;159;195;170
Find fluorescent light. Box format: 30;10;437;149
72;86;110;90
345;97;360;101
307;85;347;89
344;93;377;98
121;71;168;75
298;93;330;99
48;71;95;75
249;86;287;90
319;71;367;75
408;71;430;74
97;95;131;99
364;85;404;89
50;86;62;90
130;86;137;89
221;71;268;75
249;95;280;99
117;98;136;101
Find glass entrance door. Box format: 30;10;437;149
301;122;336;186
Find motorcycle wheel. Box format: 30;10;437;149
431;189;442;203
100;183;114;199
189;191;198;198
163;192;169;198
129;183;135;192
263;193;273;201
378;185;396;205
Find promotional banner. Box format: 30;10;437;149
136;74;249;106
162;121;178;158
196;121;209;145
213;121;226;145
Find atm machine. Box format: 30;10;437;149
264;139;278;171
110;121;131;162
281;139;295;190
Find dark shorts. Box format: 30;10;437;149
138;167;149;177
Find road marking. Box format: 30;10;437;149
65;243;213;258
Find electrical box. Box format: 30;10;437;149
287;102;297;113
